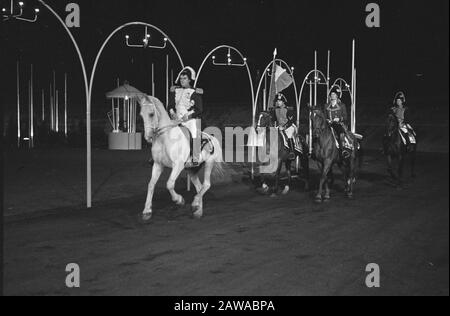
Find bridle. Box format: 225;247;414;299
142;100;178;140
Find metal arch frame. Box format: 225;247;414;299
253;58;299;128
331;78;355;132
194;45;255;112
88;22;184;208
37;0;91;206
297;69;328;125
330;78;353;101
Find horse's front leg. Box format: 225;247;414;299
167;162;185;206
282;160;291;195
387;155;397;181
272;158;283;197
316;159;332;202
142;162;163;221
398;152;405;186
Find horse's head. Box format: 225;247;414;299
256;111;273;128
310;106;327;139
137;95;159;143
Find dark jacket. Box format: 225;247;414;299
270;105;296;128
325;101;348;125
168;86;204;120
390;105;409;125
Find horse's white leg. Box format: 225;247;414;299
167;163;185;206
192;161;213;219
143;162;163;220
189;171;203;209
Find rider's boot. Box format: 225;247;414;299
340;134;351;159
288;139;296;160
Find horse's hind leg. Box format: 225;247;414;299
167;163;185;206
316;159;332;202
192;161;214;218
410;146;417;178
302;154;310;191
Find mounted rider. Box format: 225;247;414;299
270;93;300;160
168;66;203;167
325;86;353;159
390;91;416;146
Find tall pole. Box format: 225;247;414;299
41;89;45;122
55;90;59;132
327;50;330;99
151;63;155;96
30;65;34;148
50;84;53;131
17;61;20;148
309;81;313;154
166;54;169;108
314;51;318;107
351;39;355;133
53;70;56;131
64;73;68;137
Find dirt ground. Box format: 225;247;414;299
3;149;449;296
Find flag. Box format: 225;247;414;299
274;65;293;93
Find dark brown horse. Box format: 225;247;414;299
382;113;417;185
256;111;309;196
310;107;361;202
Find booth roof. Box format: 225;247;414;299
106;84;145;99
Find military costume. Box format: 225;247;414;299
325;86;353;158
270;93;300;159
390;92;416;145
168;66;203;166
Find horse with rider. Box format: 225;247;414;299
383;91;417;184
310;86;362;202
256;93;310;196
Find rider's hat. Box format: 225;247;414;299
274;93;287;105
175;66;196;85
328;85;342;98
393;91;406;105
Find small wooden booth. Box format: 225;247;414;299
106;83;143;150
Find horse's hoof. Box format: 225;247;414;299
142;213;152;222
346;193;353;199
270;193;278;198
314;195;322;203
281;186;290;195
323;194;331;201
176;196;185;206
192;208;203;219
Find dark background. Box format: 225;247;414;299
2;0;449;119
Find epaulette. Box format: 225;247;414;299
195;88;204;95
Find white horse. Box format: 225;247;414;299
137;95;223;220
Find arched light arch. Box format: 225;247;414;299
194;45;255;120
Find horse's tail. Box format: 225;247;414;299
210;135;225;179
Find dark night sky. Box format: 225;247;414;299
2;0;449;119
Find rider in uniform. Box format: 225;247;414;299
325;86;352;159
390;92;416;146
270;93;298;160
168;66;203;167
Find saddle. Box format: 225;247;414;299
179;125;214;166
329;123;357;152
